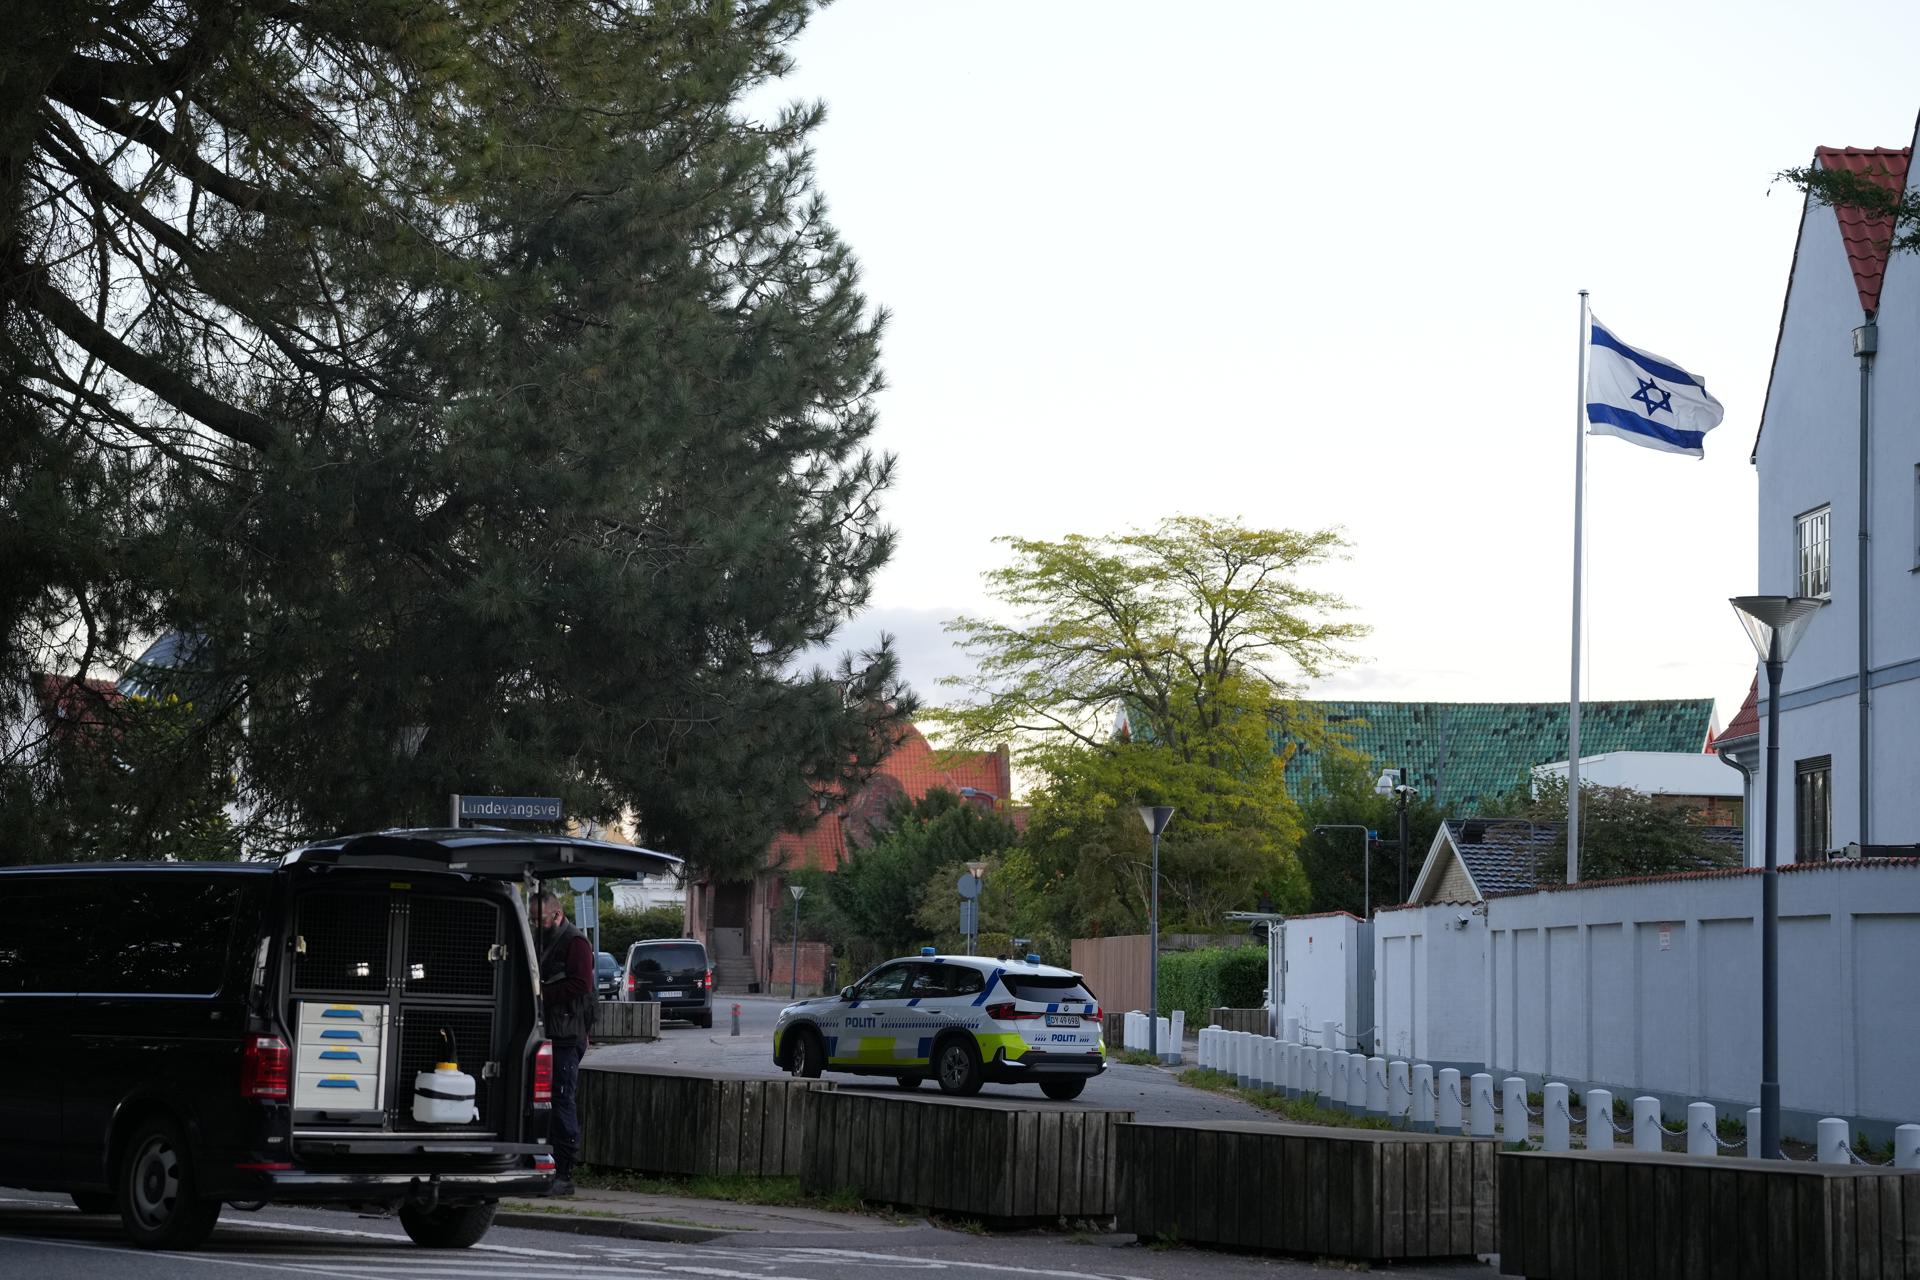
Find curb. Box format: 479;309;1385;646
494;1210;731;1244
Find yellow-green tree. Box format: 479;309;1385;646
932;517;1365;931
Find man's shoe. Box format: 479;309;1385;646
550;1178;576;1197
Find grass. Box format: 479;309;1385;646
1180;1067;1398;1131
573;1168;869;1215
1111;1049;1163;1067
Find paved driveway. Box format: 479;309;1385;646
590;996;1268;1124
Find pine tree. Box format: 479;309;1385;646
2;1;910;872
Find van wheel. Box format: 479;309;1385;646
695;1010;714;1029
399;1200;497;1249
119;1116;222;1249
1040;1078;1086;1101
788;1027;825;1078
894;1074;924;1090
934;1037;983;1096
71;1191;115;1214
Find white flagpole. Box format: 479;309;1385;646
1568;290;1588;883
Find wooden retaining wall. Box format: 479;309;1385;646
579;1066;830;1177
593;1001;660;1043
1117;1120;1497;1260
799;1087;1134;1221
1208;1006;1269;1035
1499;1149;1920;1279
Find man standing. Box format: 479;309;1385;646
530;890;594;1196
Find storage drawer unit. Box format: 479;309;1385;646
295;1000;386;1111
294;1071;382;1110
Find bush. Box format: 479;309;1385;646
1156;946;1267;1027
598;905;686;958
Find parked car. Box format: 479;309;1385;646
595;951;621;999
0;830;679;1251
771;950;1106;1099
623;938;713;1028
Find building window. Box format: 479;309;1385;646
1794;756;1831;861
1796;506;1830;598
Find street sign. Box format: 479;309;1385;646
567;876;596;893
957;873;981;900
959;899;977;936
575;892;598;929
457;795;562;822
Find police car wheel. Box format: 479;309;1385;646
789;1027;824;1078
934;1038;982;1096
893;1074;924;1090
1040;1078;1086;1101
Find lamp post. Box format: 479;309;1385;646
1374;768;1416;902
1312;824;1376;917
787;883;806;1000
1730;594;1824;1160
1138;805;1175;1058
964;860;989;955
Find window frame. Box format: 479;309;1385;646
1794;755;1832;862
1795;503;1831;599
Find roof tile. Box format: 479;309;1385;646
1813;146;1911;314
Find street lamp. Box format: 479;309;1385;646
1138;805;1175;1058
1373;768;1416;902
1313;824;1376;918
1731;594;1824;1160
787;883;806;1000
963;860;989;955
958;786;999;808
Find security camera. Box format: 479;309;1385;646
1455;912;1472;929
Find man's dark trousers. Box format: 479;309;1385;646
551;1043;584;1177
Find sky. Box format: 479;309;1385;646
767;0;1920;735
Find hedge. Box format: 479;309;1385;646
1156;946;1267;1028
598;905;686;959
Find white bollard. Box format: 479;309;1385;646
1586;1090;1614;1150
1319;1047;1335;1100
1389;1060;1411;1124
1239;1032;1255;1087
1437;1068;1462;1134
1284;1015;1300;1043
1469;1073;1496;1138
1687;1103;1717;1158
1818;1117;1850;1165
1633;1097;1662;1152
1329;1050;1348;1109
1126;1011;1143;1051
1895;1125;1920;1170
1256;1037;1273;1090
1501;1078;1527;1147
1542;1082;1570;1151
1747;1107;1763;1159
1411;1063;1434;1131
1348;1053;1370;1115
1284;1042;1300;1096
1366;1056;1388;1117
1167;1011;1185;1063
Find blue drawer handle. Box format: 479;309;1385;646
316;1078;359;1090
319;1029;364;1040
318;1050;362;1061
320;1008;365;1019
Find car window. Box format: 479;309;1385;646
908;963;982;998
629;943;705;973
596;952;618;975
855;964;911;1000
1001;974;1096;1003
0;876;75;992
71;876;258;996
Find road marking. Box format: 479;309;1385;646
235;1217;585;1257
777;1247;1159;1280
0;1233;403;1278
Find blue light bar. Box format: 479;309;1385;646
920;946;936;956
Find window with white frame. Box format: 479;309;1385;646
1796;505;1830;598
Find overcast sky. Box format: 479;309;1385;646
771;0;1920;733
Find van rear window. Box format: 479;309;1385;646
629;943;705;973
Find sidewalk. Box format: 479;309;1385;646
496;1185;923;1243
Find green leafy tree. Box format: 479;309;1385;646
2;0;908;870
931;518;1362;935
1297;755;1444;915
1780;162;1920;256
1479;774;1736;881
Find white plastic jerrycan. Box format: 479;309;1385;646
411;1028;479;1125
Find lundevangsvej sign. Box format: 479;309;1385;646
457;795;563;822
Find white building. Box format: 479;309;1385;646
1532;751;1743;826
1751;139;1920;858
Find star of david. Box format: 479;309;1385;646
1630;378;1673;416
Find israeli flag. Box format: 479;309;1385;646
1585;316;1724;457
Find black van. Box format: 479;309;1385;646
0;829;678;1250
622;938;713;1027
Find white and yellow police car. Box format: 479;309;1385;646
772;950;1105;1099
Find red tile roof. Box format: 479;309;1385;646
1813;147;1911;315
766;726;1012;874
1713;676;1759;749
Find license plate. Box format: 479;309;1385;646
657;990;682;998
1045;1014;1081;1028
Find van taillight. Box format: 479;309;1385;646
703;969;713;991
626;972;635;994
984;1002;1041;1021
241;1035;290;1099
532;1040;553;1106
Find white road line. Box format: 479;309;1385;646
0;1233;413;1279
777;1247;1160;1280
234;1217;589;1257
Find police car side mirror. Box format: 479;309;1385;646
837;986;854;1002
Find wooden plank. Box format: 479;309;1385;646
1473;1140;1498;1256
740;1081;766;1176
1494;1151;1520;1275
1830;1177;1855;1280
1057;1110;1084;1220
1425;1140;1449;1259
1706;1167;1739;1280
1400;1134;1427;1258
1326;1136;1353;1256
1379;1138;1406;1258
1449;1140;1474;1257
1567;1156;1595;1280
1238;1130;1268;1250
1253;1126;1282;1252
1186;1126;1217;1243
1083;1112;1108;1219
1288;1133;1314;1253
1856;1172;1882;1280
1901;1172;1920;1279
1874;1176;1902;1280
1596;1160;1629;1280
1352;1137;1379;1259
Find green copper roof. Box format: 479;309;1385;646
1281;699;1717;813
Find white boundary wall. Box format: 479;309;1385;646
1273;912;1363;1046
1372;861;1920;1139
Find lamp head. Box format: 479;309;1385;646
789;883;806;902
1730;595;1824;664
1138;804;1175;837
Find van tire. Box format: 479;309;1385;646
399;1200;497;1248
118;1115;222;1249
934;1036;983;1096
788;1027;825;1078
71;1191;115;1214
1040;1078;1086;1101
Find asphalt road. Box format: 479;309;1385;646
590;997;1270;1125
0;1189;1487;1279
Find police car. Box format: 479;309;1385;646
772;950;1105;1099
